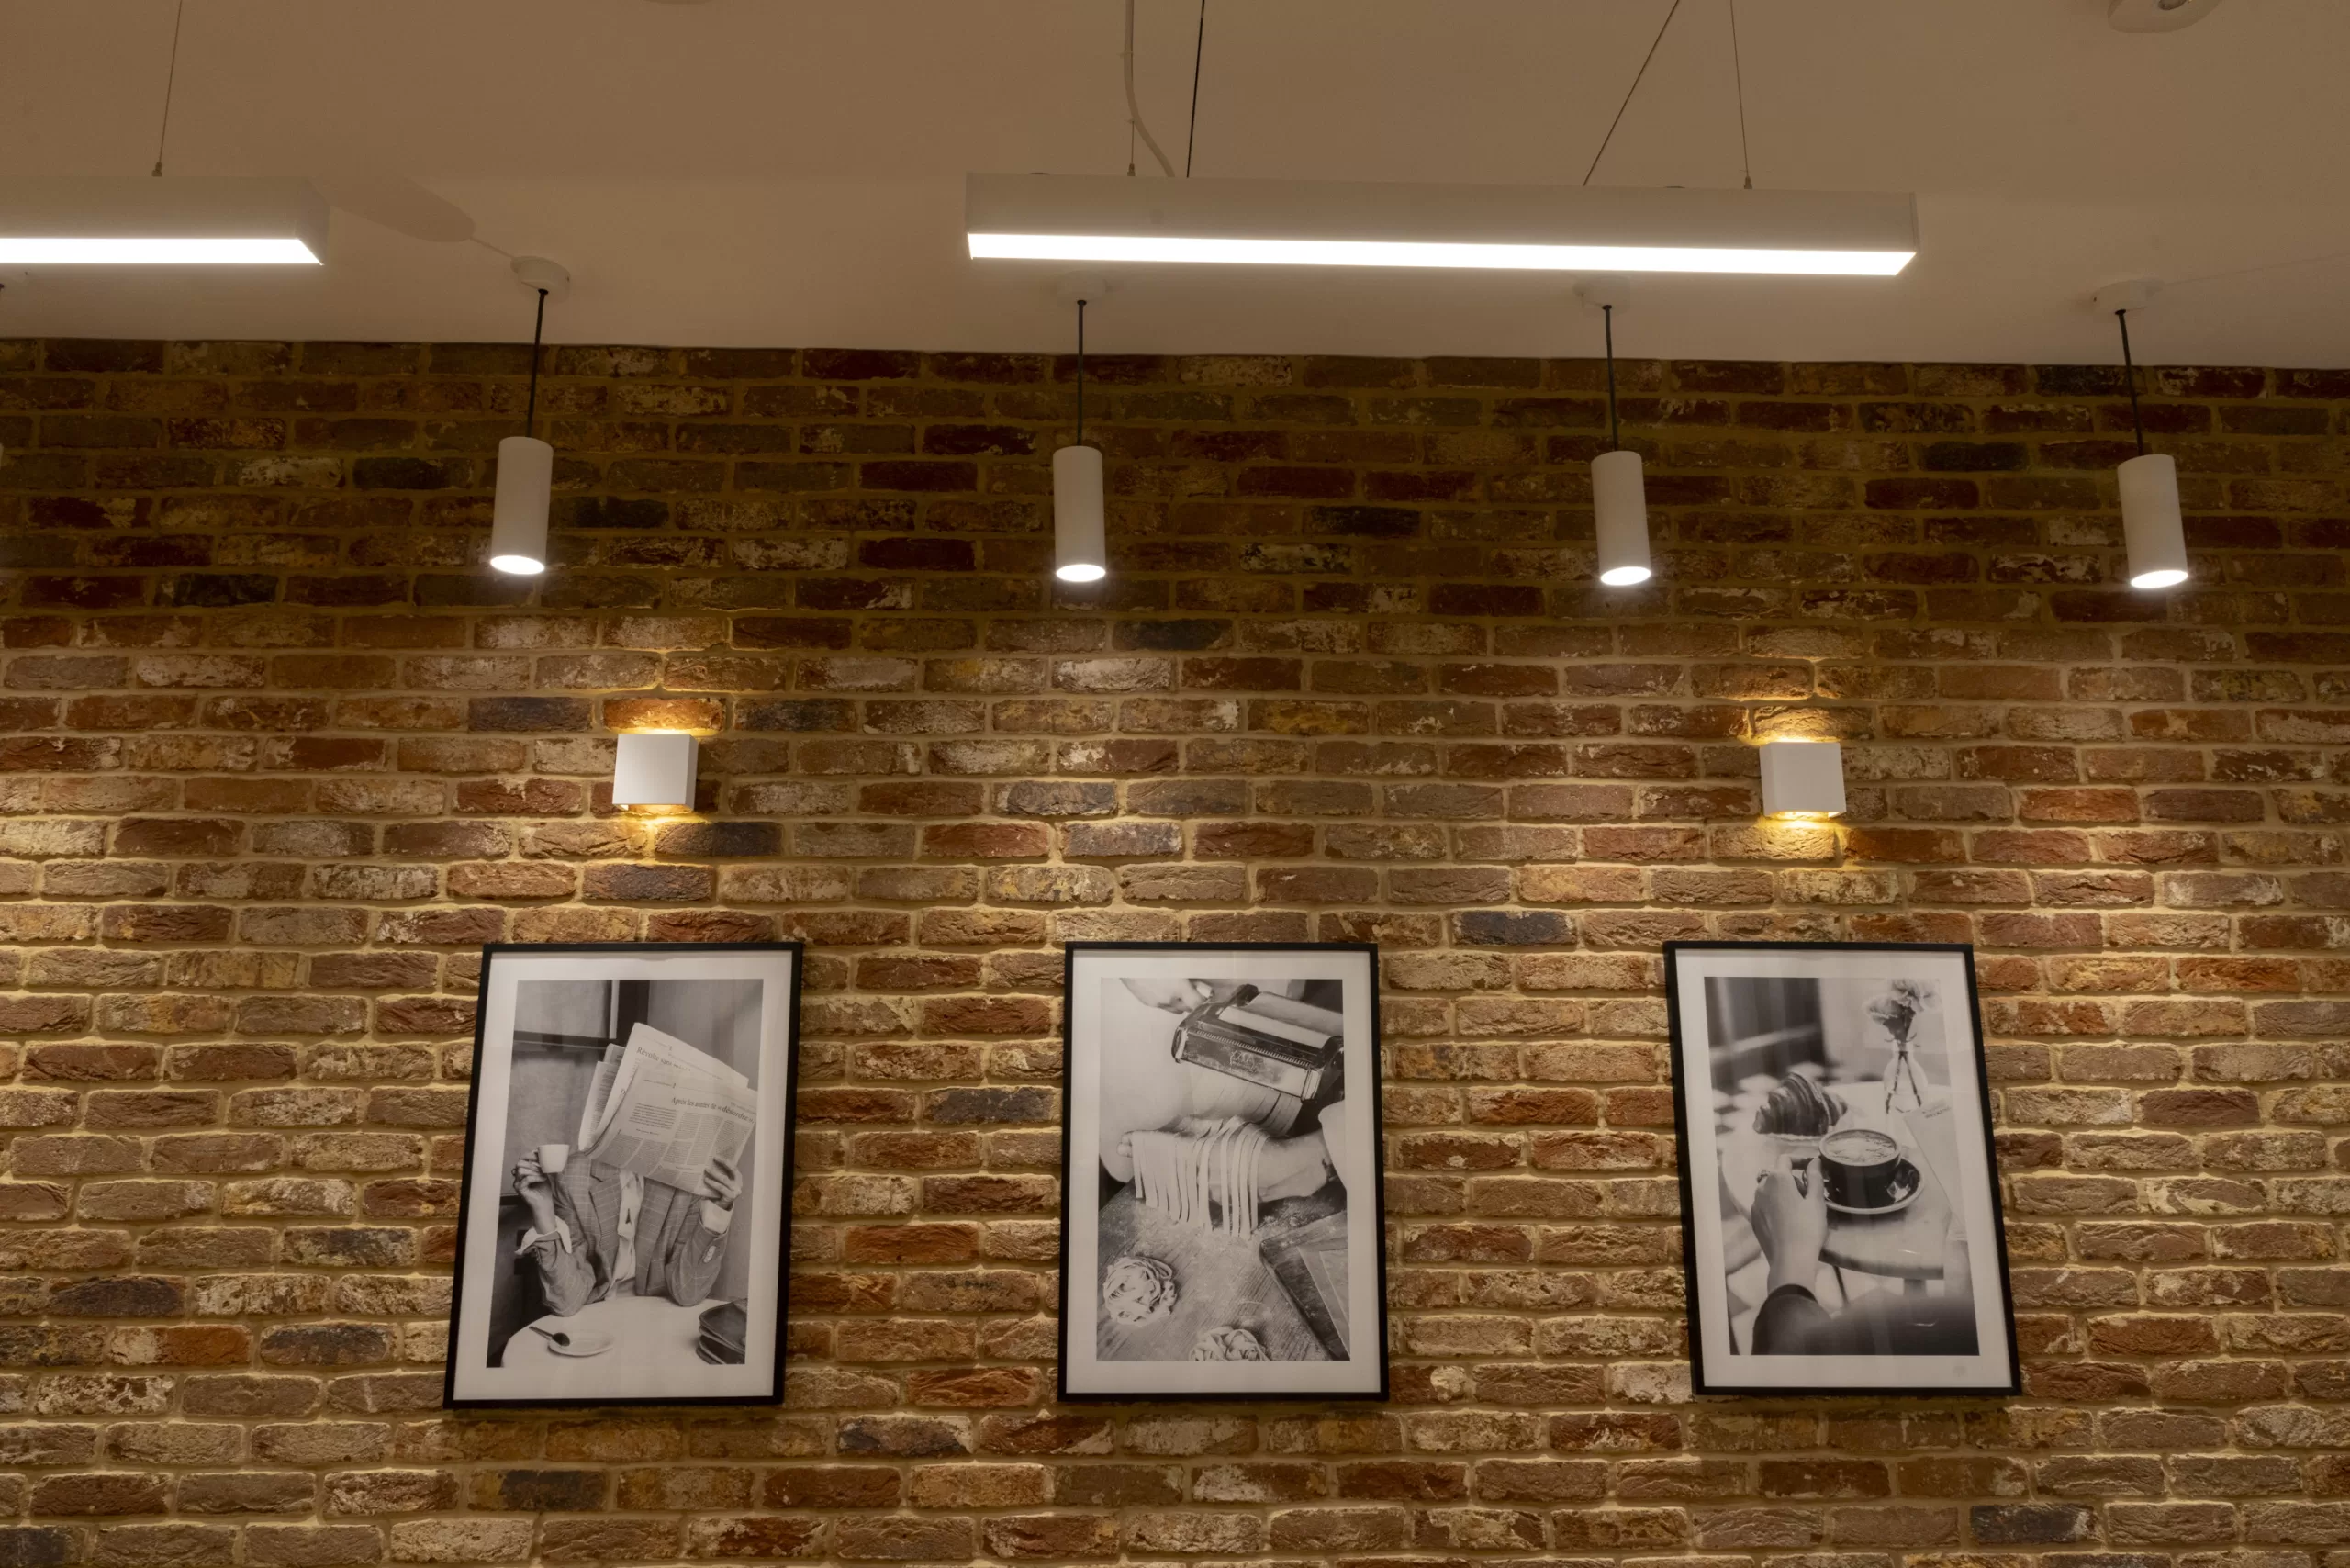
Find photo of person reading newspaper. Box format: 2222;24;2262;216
510;1019;755;1316
444;944;801;1407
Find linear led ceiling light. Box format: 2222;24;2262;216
0;177;328;264
968;175;1918;277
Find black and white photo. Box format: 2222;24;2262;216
444;943;801;1406
1059;943;1386;1400
1666;941;2018;1396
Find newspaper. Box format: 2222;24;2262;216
576;1022;756;1194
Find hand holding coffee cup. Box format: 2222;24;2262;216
1751;1151;1828;1294
1818;1127;1913;1210
512;1148;560;1232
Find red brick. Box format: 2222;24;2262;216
9;339;2350;1555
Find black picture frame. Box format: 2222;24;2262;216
442;941;803;1408
1664;940;2020;1397
1057;941;1389;1402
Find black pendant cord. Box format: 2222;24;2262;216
1583;0;1683;185
1075;299;1088;447
1729;0;1752;189
151;0;185;176
2116;308;2147;457
1185;1;1207;176
1604;304;1621;451
524;287;549;439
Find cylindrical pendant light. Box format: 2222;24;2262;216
488;432;552;575
489;260;565;576
2112;303;2187;590
1053;296;1107;583
1592;297;1651;587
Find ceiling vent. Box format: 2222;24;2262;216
2109;0;2224;32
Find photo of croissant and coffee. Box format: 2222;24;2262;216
1694;966;1991;1372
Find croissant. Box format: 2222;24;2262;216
1753;1072;1846;1137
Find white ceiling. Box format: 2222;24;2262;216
2;0;2346;365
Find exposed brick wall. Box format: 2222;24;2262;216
3;334;2349;1568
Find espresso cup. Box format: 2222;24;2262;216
538;1141;571;1177
1818;1127;1902;1208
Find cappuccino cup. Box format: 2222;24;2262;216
1818;1127;1903;1208
537;1142;571;1177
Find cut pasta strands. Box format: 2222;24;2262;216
1127;1117;1270;1238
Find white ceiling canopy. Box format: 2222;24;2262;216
0;0;2341;365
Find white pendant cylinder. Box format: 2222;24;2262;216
489;434;554;575
2118;452;2188;589
1759;739;1848;821
1593;448;1652;586
1053;443;1107;582
612;733;698;809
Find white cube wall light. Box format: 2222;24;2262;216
1759;739;1847;821
612;732;698;809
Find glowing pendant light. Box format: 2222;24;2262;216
1053;293;1107;583
489;258;568;576
2107;289;2187;590
1583;283;1651;587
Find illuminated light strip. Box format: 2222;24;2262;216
969;231;1912;277
967;174;1919;280
0;177;330;266
0;237;319;264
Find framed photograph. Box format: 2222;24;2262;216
444;943;802;1407
1665;941;2019;1396
1058;942;1386;1401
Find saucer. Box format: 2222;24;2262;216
1824;1156;1922;1216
